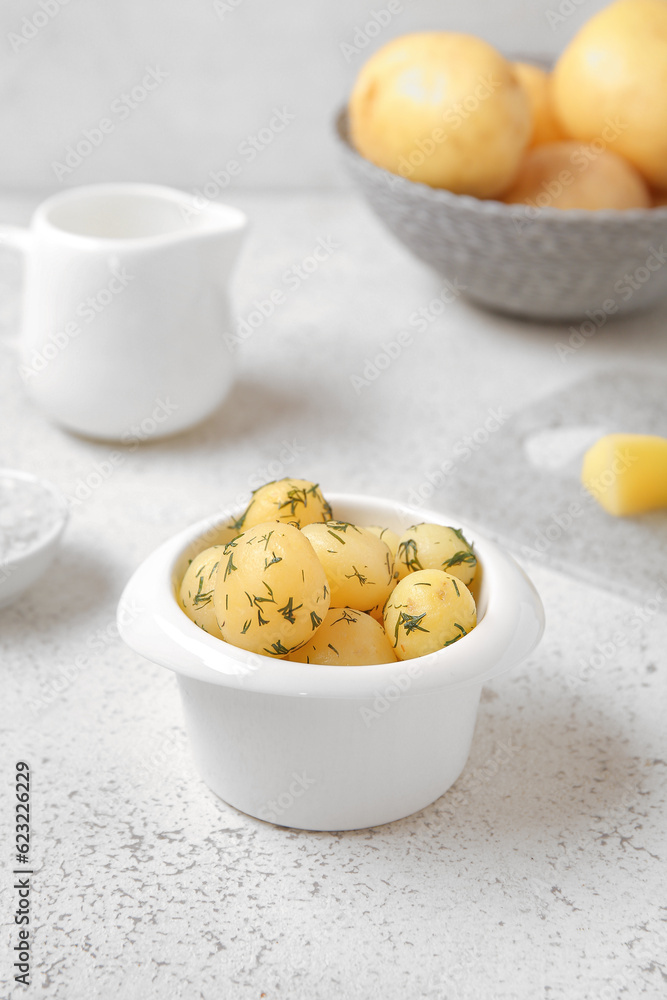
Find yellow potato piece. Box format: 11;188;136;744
288;608;397;665
301;520;394;612
504;142;650;211
213;521;330;657
237;478;332;531
552;0;667;188
582;433;667;515
364;524;400;559
384;569;476;660
395;523;477;586
179;545;225;638
349;32;531;198
512;62;565;147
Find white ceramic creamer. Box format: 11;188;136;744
2;183;247;440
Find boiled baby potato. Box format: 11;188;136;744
349;32;531;198
504;143;650;210
180;545;225;638
552;0;667;188
384;569;477;660
237;478;332;531
512;62;565;147
288;608;397;665
364;524;400;558
395;523;477;586
301;520;394;612
213;521;330;657
582;433;667;515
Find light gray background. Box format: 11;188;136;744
0;0;610;193
2;4;666;999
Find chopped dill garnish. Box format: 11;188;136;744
392;611;429;647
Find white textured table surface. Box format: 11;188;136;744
1;193;666;1000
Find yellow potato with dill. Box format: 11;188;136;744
395;524;477;586
179;545;225;638
364;524;400;558
213;521;330;657
289;608;397;665
236;478;332;531
301;520;394;612
384;569;476;660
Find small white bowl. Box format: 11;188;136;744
117;494;544;831
0;469;69;609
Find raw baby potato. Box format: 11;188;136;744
180;545;225;638
384;569;477;660
213;521;330;657
395;523;477;586
237;478;332;531
503;142;650;211
552;0;667;189
512;62;565;147
349;32;531;197
582;433;667;515
288;608;397;665
301;520;394;612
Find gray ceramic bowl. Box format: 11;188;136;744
336;108;667;321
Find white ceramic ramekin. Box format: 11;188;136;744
117;494;544;831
